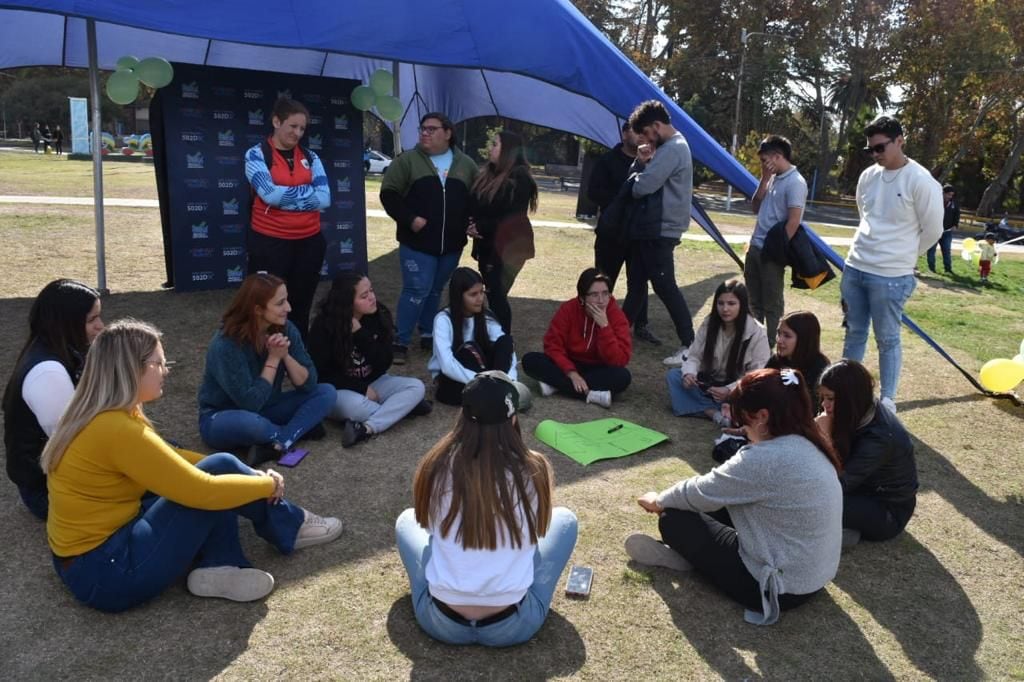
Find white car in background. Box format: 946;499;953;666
365;150;392;174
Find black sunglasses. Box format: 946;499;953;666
863;139;894;155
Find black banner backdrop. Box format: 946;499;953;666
152;64;366;292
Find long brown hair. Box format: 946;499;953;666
413;413;553;550
818;360;875;464
773;310;829;378
727;367;842;473
220;273;285;352
470;130;538;211
702;279;751;381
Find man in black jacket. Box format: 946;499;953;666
587;123;659;345
926;184;958;274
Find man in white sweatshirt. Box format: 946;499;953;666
842;116;943;412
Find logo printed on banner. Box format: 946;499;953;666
217;130;235;147
245;133;264;146
218;178;242;189
248;110;264;126
216;155;241;166
334;199;355;210
212;86;236;98
185;178;210;189
243;89;263;99
220;223;244;235
226;266;245;283
186;152;205;169
181;131;204;143
222;198;240;215
304;93;323;104
320;260;330;276
187;201;209;213
191;271;215;282
307;134;323;151
222;246;244;257
336;221;354;232
181;107;204;119
213;110;235;120
336;177;351;193
190;248;215;258
277;89;292;100
191;222;210;239
333;138;353;149
333;159;351;169
339;239;354;255
334;115;349;131
308;115;322;126
181;82;200;99
330;96;347;106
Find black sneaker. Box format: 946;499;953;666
392;344;408;365
634;325;663;346
408;399;433;417
342;421;370;448
247;442;281;467
419;336;433;351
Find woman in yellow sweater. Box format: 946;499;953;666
42;319;343;612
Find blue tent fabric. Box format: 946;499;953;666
0;0;1011;401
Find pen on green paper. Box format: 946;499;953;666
607;423;624;434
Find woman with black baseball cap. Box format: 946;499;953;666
395;370;577;646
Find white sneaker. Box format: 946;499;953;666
585;389;612;408
880;397;897;414
538;381;557;397
187;566;275;602
624;533;692;571
293;510;344;550
662;346;689;367
711;410;731;427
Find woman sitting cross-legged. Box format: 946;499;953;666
308;272;430;449
395;370;578;646
627;368;842;625
816;359;917;545
666;279;770;425
44;319;342;612
522;268;631;409
199;273;335;466
428;267;529;407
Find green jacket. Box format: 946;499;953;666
380;144;478;255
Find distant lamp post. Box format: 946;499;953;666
726;28;767;212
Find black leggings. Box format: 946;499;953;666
435;336;515;405
843;494;915;541
478;255;523;334
246;229;326;340
521;352;631;397
658;508;819;614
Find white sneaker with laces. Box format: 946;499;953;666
585;389;612;408
662;346;689;367
293;510;344;550
880;396;897;414
538;381;557;397
187;566;275;602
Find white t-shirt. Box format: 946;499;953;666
22;360;75;436
847;158;944;277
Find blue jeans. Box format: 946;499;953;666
395;245;462;346
926;231;954;272
199;383;335;450
52;453;305;612
666;368;721;416
840;266;916;400
395;506;578;646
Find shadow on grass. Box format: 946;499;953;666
384;597;585;679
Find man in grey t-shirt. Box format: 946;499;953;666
745;135;807;347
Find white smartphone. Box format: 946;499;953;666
565;565;594;598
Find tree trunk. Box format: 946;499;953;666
977;122;1024;217
939;96;999;184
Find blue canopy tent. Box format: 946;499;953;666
0;0;1012;401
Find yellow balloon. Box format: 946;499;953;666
1013;354;1024;365
979;358;1024;392
962;237;977;252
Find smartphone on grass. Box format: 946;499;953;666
565;565;594;598
276;448;309;468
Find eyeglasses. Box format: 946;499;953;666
863;139;894;155
419;125;444;135
585;290;611;300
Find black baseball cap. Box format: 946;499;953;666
462;370;519;425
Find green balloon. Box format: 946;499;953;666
116;55;139;71
136;57;174;88
376;95;404;122
370;69;394;97
351;85;376;111
106;70;140;105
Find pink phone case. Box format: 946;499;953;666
276;448;309;467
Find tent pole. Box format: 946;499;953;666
86;19;109;294
392;60;402;155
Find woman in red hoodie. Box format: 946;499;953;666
522;268;632;408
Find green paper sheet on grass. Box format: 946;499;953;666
534;418;668;465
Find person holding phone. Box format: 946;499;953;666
522;268;632;409
43;319;342;612
395;371;578;646
627;368;842;625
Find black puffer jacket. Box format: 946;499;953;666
841;403;918;506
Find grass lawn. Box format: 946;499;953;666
0;151;1022;679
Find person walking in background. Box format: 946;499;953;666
588;123;658;345
926;184;958;274
53;125;65;156
467;130;538;333
380;112;478;364
31;123;42;153
840;116;943;413
744;135;807;348
244;97;331;340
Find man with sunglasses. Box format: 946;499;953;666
380;112;478;364
841;116;943;414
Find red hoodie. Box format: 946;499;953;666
543;297;632;372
